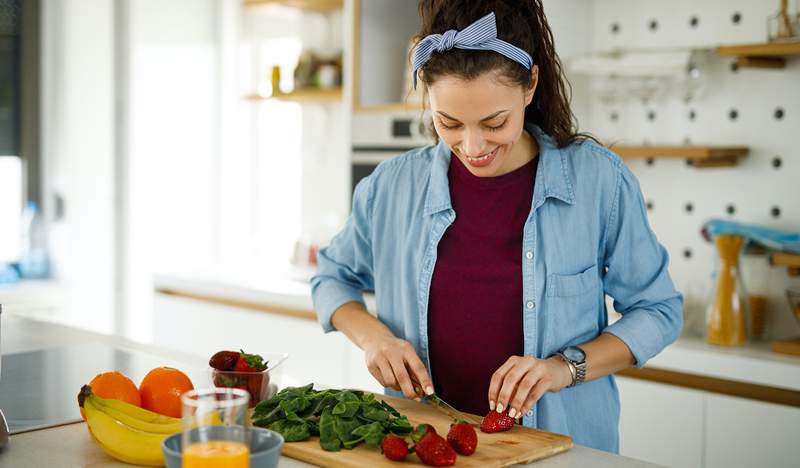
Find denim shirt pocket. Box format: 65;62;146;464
545;264;601;349
546;264;599;297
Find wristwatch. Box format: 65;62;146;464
555;346;587;387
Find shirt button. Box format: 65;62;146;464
527;301;535;309
525;251;533;259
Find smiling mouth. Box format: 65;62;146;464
466;147;498;162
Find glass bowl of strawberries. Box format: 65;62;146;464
208;349;289;407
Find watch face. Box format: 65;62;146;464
564;346;586;363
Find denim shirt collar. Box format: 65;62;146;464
423;123;575;216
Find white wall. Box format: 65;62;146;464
41;0;116;334
124;0;222;342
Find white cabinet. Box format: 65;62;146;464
704;394;800;468
153;293;384;393
617;376;800;468
617;376;705;468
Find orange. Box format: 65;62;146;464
139;367;194;418
82;371;141;419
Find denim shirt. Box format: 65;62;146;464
311;124;683;453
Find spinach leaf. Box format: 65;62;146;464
268;419;310;442
319;407;341;452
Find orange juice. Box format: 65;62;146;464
183;441;249;468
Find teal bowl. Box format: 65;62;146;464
162;427;284;468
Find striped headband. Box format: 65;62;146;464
411;12;534;89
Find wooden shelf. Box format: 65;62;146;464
245;87;342;103
771;252;800;277
718;41;800;69
243;0;342;11
611;145;749;167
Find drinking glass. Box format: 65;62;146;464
182;388;250;468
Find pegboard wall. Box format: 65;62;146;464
578;0;800;339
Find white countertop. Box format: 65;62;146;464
0;313;660;468
152;272;800;392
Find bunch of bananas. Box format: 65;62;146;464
78;385;181;466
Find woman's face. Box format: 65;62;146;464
428;68;538;177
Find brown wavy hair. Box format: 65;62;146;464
412;0;591;148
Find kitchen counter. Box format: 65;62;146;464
153;273;800;393
0;313;660;468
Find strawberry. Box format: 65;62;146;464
209;350;239;370
233;349;268;372
413;431;456;466
411;423;437;442
480;409;515;433
381;435;409;461
446;422;477;455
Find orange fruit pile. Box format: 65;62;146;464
82;367;193;418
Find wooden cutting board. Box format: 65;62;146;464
278;393;573;467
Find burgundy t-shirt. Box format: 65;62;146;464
428;153;537;415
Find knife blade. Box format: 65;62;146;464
419;393;481;426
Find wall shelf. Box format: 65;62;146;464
718;41;800;69
245;87;343;103
771;252;800;277
243;0;343;12
611;145;749;167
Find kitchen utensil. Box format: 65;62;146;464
278;392;572;468
408;374;480;425
162;427;284;468
768;0;797;41
181;388;250;468
419;393;481;426
706;235;749;346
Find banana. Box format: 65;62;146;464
84;385;181;425
86;392;183;434
82;397;169;466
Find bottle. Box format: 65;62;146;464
705;235;749;346
19;201;50;279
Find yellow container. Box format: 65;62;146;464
706;235;749;346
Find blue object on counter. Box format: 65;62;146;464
702;219;800;254
161;427;284;468
18;201;50;279
0;263;20;285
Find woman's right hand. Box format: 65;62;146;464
363;334;434;399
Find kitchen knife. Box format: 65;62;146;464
409;373;480;426
419;393;481;426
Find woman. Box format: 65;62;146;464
311;0;682;453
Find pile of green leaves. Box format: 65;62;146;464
252;383;413;451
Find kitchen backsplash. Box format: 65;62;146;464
577;0;800;339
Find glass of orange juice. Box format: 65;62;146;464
181;388;250;468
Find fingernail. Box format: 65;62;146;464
414;397;421;402
496;402;504;413
425;386;434;396
508;408;517;418
489;400;495;411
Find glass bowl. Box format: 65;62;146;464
209;352;288;407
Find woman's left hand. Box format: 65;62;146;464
487;355;573;420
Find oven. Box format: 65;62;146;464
350;111;434;198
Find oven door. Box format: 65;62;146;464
351;148;415;198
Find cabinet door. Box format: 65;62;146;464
154;294;350;389
616;376;704;468
705;393;800;468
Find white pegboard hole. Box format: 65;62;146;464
772;156;782;169
731;11;742;25
774;108;785;121
726;204;736;216
771;206;781;219
689;15;699;29
648;18;658;32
